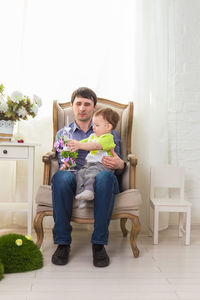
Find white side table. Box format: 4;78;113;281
0;142;37;235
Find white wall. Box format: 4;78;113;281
168;0;200;225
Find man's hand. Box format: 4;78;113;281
60;161;70;170
102;148;125;170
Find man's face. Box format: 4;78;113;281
72;97;96;122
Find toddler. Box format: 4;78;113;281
68;107;119;208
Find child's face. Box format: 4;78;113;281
92;115;112;136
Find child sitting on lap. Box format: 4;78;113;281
68;108;119;208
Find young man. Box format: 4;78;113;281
51;87;126;267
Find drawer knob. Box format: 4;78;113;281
3;149;8;154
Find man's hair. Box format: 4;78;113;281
94;108;120;130
71;87;97;106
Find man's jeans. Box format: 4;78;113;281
52;170;119;245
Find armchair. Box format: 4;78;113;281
34;98;142;257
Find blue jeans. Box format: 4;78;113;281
51;170;119;245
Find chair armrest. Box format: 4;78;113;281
128;154;138;189
42;151;56;185
128;154;138;166
42;151;56;163
120;154;137;191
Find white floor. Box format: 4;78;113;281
1;227;200;300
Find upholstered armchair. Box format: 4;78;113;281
34;98;142;257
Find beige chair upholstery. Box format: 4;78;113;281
34;98;142;257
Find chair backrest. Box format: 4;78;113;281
52;98;133;160
150;165;185;200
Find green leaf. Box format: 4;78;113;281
0;84;4;94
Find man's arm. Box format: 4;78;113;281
54;128;65;168
103;130;125;171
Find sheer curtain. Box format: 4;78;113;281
133;0;174;231
0;0;25;227
0;0;173;233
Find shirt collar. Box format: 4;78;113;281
72;120;93;133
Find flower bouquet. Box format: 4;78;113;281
0;83;42;141
0;83;42;122
54;129;78;170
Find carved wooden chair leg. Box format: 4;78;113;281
34;211;45;248
130;215;140;258
120;218;128;237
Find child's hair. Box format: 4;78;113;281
94;108;120;130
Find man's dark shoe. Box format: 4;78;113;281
52;245;70;265
92;244;110;267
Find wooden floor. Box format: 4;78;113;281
1;226;200;300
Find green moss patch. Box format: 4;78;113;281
0;233;43;274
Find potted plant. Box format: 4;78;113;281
0;84;42;141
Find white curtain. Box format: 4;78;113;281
0;0;173;233
133;0;174;231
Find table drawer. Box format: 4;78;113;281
0;146;28;159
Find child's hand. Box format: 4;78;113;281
68;139;80;152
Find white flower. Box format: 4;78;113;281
25;234;32;241
17;107;28;118
0;97;8;113
11;91;24;103
30;103;39;115
63;146;70;151
15;239;23;246
33;94;42;107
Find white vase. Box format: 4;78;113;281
0;120;14;141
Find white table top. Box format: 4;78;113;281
0;142;40;147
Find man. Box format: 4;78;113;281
51;87;126;267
